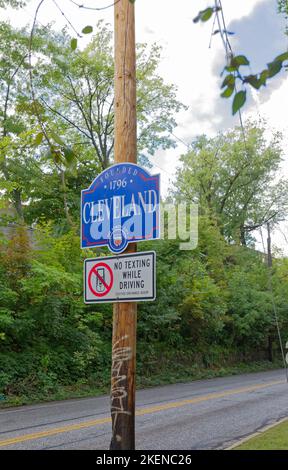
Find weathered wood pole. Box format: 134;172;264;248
110;0;137;450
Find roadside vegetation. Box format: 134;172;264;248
1;11;288;407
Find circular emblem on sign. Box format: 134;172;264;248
108;227;128;253
88;262;113;297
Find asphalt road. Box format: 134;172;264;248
0;368;287;450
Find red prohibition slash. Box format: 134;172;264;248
88;262;113;297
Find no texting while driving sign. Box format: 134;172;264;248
84;251;156;303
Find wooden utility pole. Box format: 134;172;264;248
110;0;137;450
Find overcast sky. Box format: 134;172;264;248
2;0;288;253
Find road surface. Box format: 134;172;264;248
0;369;287;450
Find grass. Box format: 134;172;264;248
234;418;288;450
0;358;283;408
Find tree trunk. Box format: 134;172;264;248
60;169;73;227
268;334;273;362
12;188;24;223
240;225;246;246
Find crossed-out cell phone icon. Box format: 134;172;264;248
95;268;105;293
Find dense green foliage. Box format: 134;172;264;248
0;21;184;225
0;15;287;405
1;215;288;403
173;123;288;245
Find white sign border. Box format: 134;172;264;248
84;251;156;304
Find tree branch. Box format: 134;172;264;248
40;97;92;140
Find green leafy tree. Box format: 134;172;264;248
226;251;274;349
0;22;32;220
0;227;104;397
0;22;64;222
173;123;287;245
0;21;184;226
36;21;185;169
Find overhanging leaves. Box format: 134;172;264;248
267;60;282;78
221;87;234;98
70;38;77;51
193;7;220;23
82;26;93;34
49;130;65;146
34;132;43;146
232;90;246;115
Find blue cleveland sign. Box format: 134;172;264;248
81;163;160;253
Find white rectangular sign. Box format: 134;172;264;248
84;251;156;303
